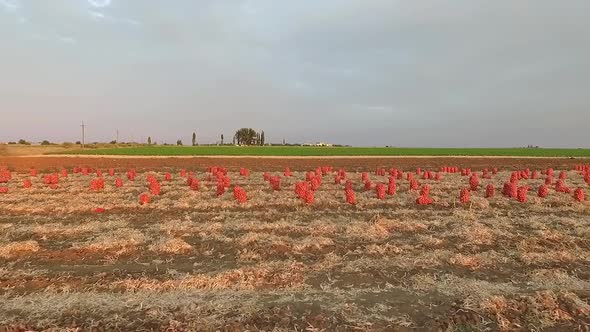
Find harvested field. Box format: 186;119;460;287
0;159;588;331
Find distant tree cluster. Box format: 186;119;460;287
233;128;266;146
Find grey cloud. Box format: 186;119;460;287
88;9;140;27
0;0;18;11
58;36;76;44
87;0;111;8
89;10;105;19
0;0;589;147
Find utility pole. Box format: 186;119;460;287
116;129;119;143
81;121;86;149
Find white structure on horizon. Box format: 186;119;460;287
302;142;334;147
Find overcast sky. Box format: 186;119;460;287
1;0;589;147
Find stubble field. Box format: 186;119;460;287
0;158;589;331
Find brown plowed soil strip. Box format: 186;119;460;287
0;156;586;172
